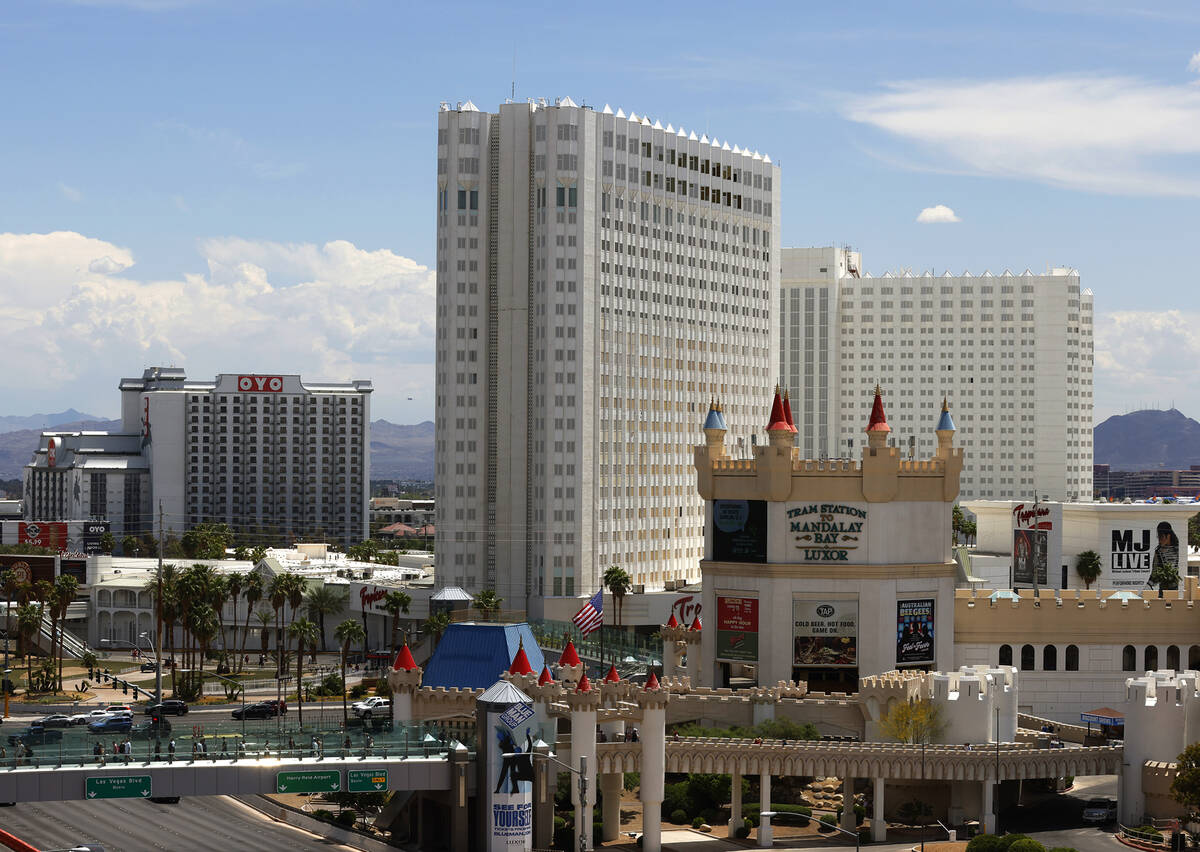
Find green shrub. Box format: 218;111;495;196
311;808;335;822
349;684;366;699
1008;839;1046;852
1002;834;1033;849
553;816;566;830
624;772;640;792
735;824;750;839
692;817;705;829
334;810;356;827
967;834;1008;852
819;813;838;832
896;799;934;826
836;803;866;826
1127;826;1163;843
1047;847;1077;852
670;809;688;825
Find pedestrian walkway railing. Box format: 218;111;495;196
0;715;551;772
530;620;660;666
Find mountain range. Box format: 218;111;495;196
1093;408;1200;472
0;417;435;481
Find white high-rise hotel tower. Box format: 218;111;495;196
435;98;780;613
779;247;1093;502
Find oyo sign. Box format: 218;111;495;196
238;375;284;392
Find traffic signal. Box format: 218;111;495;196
122;681;129;695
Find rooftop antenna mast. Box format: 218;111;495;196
511;47;516;101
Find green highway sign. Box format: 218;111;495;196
348;768;389;793
86;775;153;800
276;770;341;794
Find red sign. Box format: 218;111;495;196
716;596;758;632
47;437;58;468
19;522;69;550
238;375;284;392
670;594;702;624
1013;503;1053;530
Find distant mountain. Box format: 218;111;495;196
370;420;435;480
0;419;122;479
0;416;435;483
1094;409;1200;471
0;409;107;434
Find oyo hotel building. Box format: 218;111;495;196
693;388;963;691
779;247;1093;502
23;367;372;545
434;97;779;614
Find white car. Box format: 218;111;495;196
103;704;134;718
351;697;391;718
70;709;113;726
1081;798;1118;824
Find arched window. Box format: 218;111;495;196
1021;644;1035;671
1190;645;1200;670
1146;646;1159;671
1065;645;1079;671
1043;645;1057;671
999;644;1013;666
1168;645;1181;670
1123;645;1137;671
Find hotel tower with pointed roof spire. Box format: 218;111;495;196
435;98;780;616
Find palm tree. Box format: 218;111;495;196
305;585;347;653
188;602;219;698
225;571;246;665
207;574;230;669
334;618;366;724
254;609;273;660
268;575;288;674
383;590;412;650
423;610;451;649
287;618;320;728
471;589;502;620
53;574;78;691
16;603;41;693
602;565;632;627
240;572;264;671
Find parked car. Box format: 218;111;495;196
144;700;188;716
70;709;113;726
104;704;133;717
37;714;73;728
351;696;390;718
88;715;133;734
232;701;278;720
1082;798;1118;824
140;661;159;673
7;725;64;746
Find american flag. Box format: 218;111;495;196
572;589;604;636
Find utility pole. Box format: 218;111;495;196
156;501;164;704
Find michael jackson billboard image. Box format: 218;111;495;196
1013;528;1048;586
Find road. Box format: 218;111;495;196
0;794;357;851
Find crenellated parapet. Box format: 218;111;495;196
412;685;485;719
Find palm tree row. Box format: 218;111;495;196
1;568;78;694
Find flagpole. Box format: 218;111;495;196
599;588;605;674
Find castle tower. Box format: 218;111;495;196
387;642;422;724
765;386;795;450
865;384;890;450
936;397;956;454
703;399;728;458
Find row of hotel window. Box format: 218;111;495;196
998;643;1199;672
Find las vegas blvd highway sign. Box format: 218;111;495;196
348;768;388;792
86;775;153;799
276;770;341;794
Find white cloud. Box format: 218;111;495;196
844;74;1200;196
0;231;434;419
1189;51;1200;73
916;204;960;224
58;182;82;203
1093;309;1200;421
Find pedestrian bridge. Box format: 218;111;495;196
0;752;454;804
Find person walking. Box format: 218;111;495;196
93;741;103;762
168;737;176;762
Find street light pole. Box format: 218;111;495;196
156;501;164;705
505;749;589;852
139;631;161;705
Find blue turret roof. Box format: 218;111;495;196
703;402;727;431
422;622;546;689
936;398;956;432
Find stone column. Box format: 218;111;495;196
564;680;601;852
982;781;995;834
600;771;624;842
841;775;856;831
728;770;743;837
448;742;470;852
758;772;773;847
533;739;555;850
639;677;670;852
871;777;886;842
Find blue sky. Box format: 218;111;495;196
1;0;1198;423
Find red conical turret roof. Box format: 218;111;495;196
392;642;418;672
575;673;592;693
866;384;891;433
689;615;702;631
604;664;621;683
538;665;554;686
559;639;581;667
508;639;534;676
782;390;797;432
644;671;661;691
766;386;790;432
666;613;679;628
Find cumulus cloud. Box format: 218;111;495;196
844;74;1200;196
1189;51;1200;73
0;231;434;418
58;182;82;202
916;204;960;223
1093;309;1200;420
